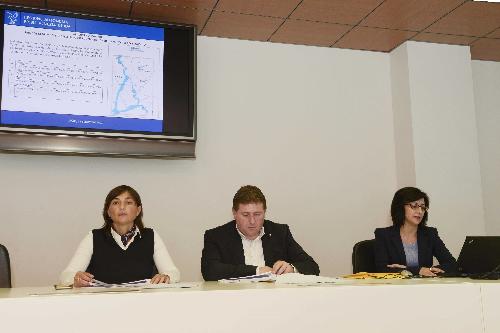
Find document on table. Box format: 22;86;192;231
218;272;277;283
218;272;339;284
142;282;201;289
90;278;150;288
52;279;199;292
88;279;201;289
275;273;339;284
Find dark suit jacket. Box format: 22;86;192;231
374;225;457;275
201;220;320;281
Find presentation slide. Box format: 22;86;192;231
1;10;164;132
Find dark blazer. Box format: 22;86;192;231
374;225;457;275
201;220;320;281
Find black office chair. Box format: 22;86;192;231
0;244;12;288
352;239;376;273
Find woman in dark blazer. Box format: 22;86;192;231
374;187;457;276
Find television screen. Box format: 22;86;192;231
0;5;196;158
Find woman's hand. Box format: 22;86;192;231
151;274;170;284
419;266;444;277
73;271;94;288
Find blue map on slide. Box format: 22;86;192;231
111;55;155;118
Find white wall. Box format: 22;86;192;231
1;36;398;286
472;60;500;236
390;43;416;187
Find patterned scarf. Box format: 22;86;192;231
121;225;137;247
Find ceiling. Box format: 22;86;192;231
3;0;500;61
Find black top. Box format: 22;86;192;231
374;225;457;275
86;228;155;284
201;220;320;281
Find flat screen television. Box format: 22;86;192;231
0;5;196;158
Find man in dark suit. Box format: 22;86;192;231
201;185;319;281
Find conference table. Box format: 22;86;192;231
1;277;499;332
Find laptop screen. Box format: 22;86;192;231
457;236;500;274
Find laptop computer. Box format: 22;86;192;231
455;236;500;278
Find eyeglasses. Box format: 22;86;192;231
405;203;428;212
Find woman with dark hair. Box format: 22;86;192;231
60;185;179;287
374;187;456;276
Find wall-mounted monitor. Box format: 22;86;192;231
0;5;196;158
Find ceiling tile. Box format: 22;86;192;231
335;26;415;52
361;0;465;31
47;0;132;17
138;0;217;10
486;28;500;39
0;0;45;7
411;32;476;46
215;0;301;18
291;0;384;25
426;1;500;37
270;19;351;47
131;2;210;29
471;38;500;62
201;11;284;42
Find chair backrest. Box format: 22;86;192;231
352;239;376;273
0;244;12;288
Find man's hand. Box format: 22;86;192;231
272;260;294;275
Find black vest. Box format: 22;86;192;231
86;228;155;284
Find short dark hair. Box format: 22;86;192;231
390;187;429;227
232;185;267;211
102;185;144;233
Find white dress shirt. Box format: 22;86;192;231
236;225;298;275
59;227;180;285
236;226;266;274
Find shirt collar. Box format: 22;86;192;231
110;225;141;248
235;224;265;241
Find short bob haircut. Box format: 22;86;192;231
391;187;429;228
232;185;267;211
102;185;144;233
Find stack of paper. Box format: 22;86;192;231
142;282;201;289
342;272;408;280
218;272;339;284
275;273;339;284
90;279;150;288
218;272;276;283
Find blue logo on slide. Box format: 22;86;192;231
5;11;20;25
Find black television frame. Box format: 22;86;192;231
0;4;196;159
